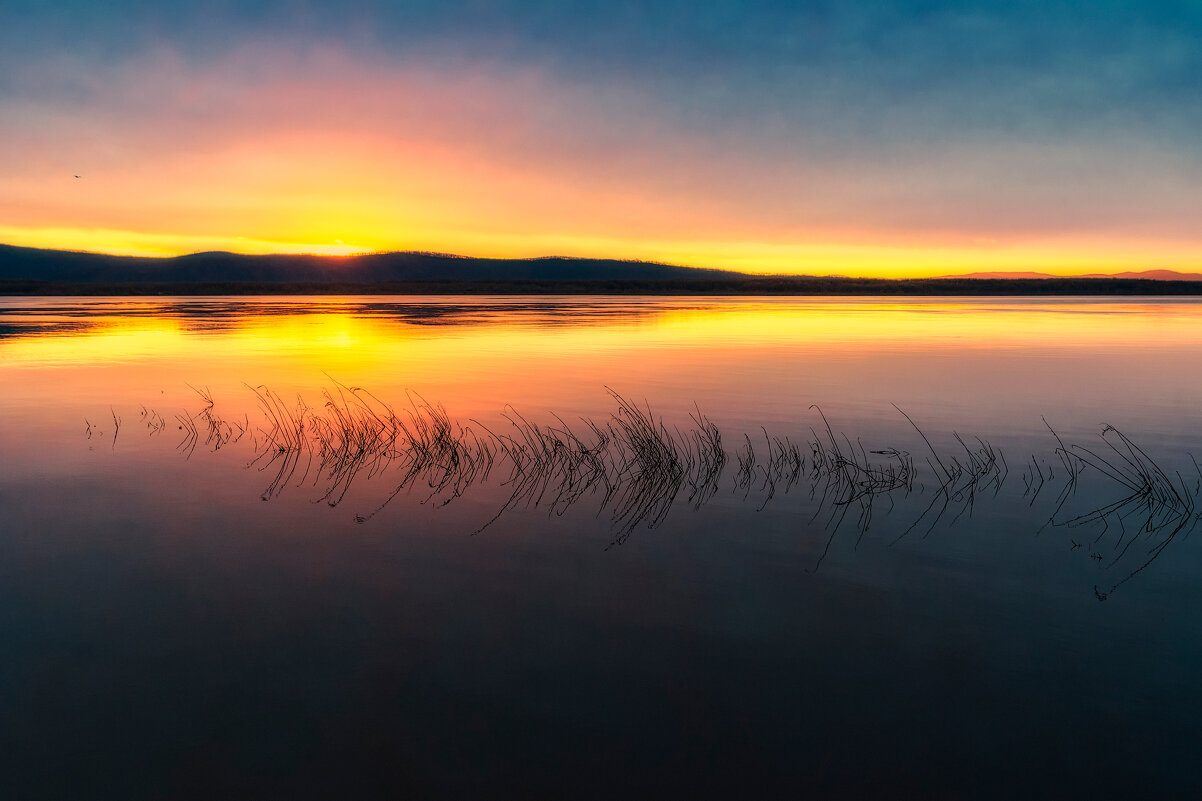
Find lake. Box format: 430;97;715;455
3;295;1202;798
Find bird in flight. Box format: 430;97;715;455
74;175;81;179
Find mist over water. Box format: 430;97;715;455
4;295;1202;797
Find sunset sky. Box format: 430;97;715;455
2;1;1200;277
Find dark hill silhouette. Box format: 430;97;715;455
0;244;742;283
941;269;1202;281
4;244;1202;295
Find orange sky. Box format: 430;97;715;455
4;39;1202;277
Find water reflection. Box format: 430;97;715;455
10;296;1202;796
0;296;690;338
9;295;1202;346
114;382;1202;599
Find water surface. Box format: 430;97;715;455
3;296;1202;798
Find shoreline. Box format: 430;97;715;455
4;277;1202;296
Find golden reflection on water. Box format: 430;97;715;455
6;297;1202;364
650;299;1202;347
1;312;377;366
5;296;1202;433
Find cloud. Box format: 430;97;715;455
2;1;1202;271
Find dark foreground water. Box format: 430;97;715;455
2;296;1202;798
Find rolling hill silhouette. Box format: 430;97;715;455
3;244;1201;295
940;270;1202;281
0;245;740;283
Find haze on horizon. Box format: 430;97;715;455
2;1;1200;279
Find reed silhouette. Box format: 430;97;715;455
1049;425;1200;598
116;383;1202;598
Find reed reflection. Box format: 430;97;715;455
107;382;1202;599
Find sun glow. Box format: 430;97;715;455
4;220;1201;278
7;67;1202;277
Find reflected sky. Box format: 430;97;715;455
4;295;1202;795
7;295;1202;359
7;294;1202;569
5;296;1202;434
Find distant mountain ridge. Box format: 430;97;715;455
0;244;743;283
4;244;1201;286
940;270;1202;281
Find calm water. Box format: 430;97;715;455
3;295;1202;798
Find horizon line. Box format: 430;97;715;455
5;241;1202;282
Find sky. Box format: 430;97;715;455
2;0;1200;277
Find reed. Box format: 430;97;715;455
245;384;312;500
114;383;1202;598
110;406;121;449
138;404;167;436
1051;425;1200;598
